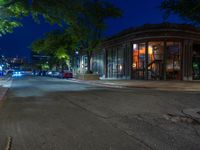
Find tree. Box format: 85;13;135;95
31;0;122;73
0;0;80;35
161;0;200;24
0;0;28;35
31;30;78;71
68;0;122;73
1;0;122;74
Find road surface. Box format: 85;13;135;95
0;76;200;150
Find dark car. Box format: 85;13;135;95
59;71;73;79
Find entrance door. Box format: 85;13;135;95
193;44;200;80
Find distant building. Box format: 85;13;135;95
75;23;200;81
32;54;50;66
0;55;28;70
7;57;28;69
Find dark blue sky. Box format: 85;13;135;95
0;0;183;59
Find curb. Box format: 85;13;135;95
67;79;126;88
0;77;12;101
67;79;200;91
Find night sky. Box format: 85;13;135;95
0;0;183;60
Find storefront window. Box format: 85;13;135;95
166;42;181;80
193;44;200;80
117;48;124;78
80;55;88;73
132;43;146;79
107;49;114;78
133;44;139;70
107;48;123;78
92;53;104;77
148;42;164;80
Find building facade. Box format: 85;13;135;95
78;24;200;81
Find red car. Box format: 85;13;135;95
59;71;73;78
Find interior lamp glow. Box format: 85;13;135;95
133;44;137;50
119;65;122;71
148;46;153;55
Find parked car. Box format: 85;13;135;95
12;70;22;77
23;71;32;76
51;71;60;78
46;71;53;77
59;71;73;79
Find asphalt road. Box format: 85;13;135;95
0;76;200;150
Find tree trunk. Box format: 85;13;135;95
87;51;92;74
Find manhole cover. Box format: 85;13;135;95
182;108;200;119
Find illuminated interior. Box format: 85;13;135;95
133;42;164;80
148;42;164;80
133;43;146;79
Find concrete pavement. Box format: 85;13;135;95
0;76;200;150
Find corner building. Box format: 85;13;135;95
80;24;200;81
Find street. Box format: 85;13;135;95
0;76;200;150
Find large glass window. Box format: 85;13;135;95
107;47;125;79
193;44;200;80
117;48;124;78
148;42;164;80
132;41;182;80
107;49;114;78
133;44;139;71
92;53;104;77
166;42;181;80
132;43;146;79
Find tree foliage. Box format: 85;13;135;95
31;30;78;68
1;0;122;73
73;0;122;49
161;0;200;24
32;30;78;56
31;0;122;72
0;0;28;35
68;0;122;72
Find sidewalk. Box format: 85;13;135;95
0;77;12;101
69;79;200;92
